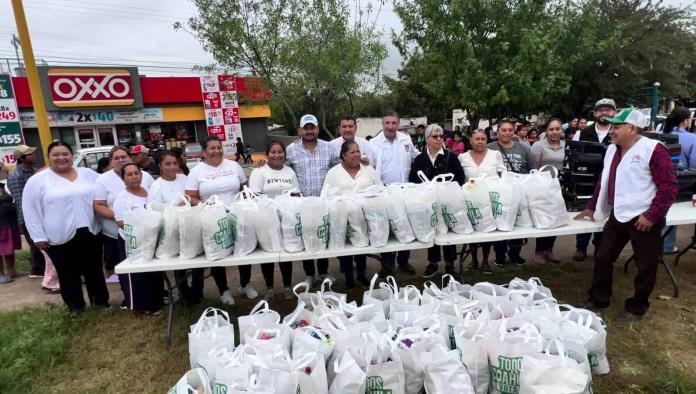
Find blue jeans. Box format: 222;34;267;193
662;226;676;252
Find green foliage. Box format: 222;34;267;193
178;0;387;137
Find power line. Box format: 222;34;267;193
0;49;204;66
23;2;185;24
32;0;196;18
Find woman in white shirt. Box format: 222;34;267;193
185;136;254;305
321;140;381;288
94;146;154;288
113;163;163;314
23;141;109;312
248;141;300;300
458;129;504;275
149;151;203;306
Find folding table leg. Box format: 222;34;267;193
674;225;696;267
163;273;175;347
660;255;679;298
623;226;679;297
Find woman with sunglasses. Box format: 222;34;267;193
409;124;465;279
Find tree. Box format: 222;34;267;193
177;0;387;137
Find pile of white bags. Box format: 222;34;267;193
178;276;605;394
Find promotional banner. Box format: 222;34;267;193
0;74;24;169
200;75;243;155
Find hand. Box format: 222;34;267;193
253;159;266;168
574;209;595;221
634;215;654;232
36;241;50;251
360;156;370;166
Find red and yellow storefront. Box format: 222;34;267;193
13;71;271;165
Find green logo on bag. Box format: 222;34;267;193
388;219;397;234
516;207;522;217
466;201;482;225
295;213;302;236
158;226;165;242
490;191;502;217
124;224;136;254
346;222;355;240
227;213;238;243
430;203;438;228
295;385;301;394
448;324;456;349
588;353;599;368
441;206;457;229
366;376;392;394
214;383;228;394
213;216;234;248
317;215;330;244
490;355;522;394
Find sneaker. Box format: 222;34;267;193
664;246;679;255
616;311;643;323
120;300;129;310
0;275;13;284
422;264;439;279
264;288;275;301
482;264;493;276
573;249;587;262
512;257;526;266
544;251;561;264
303;275;315;288
42;286;60;293
239;285;259;299
318;274;336;283
533;252;547;264
106;274;119;283
493;260;507;268
219;289;236;305
283;287;294;300
398;263;416;275
28;274;44;279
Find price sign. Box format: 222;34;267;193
0;74;23;169
201;74;243;156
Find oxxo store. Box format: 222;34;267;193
13;66;271;165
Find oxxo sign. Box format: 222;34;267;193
38;66;143;111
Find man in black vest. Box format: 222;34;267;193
572;98;616;261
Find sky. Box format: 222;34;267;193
0;0;689;79
0;0;404;78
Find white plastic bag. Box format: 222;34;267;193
155;194;184;258
326;194;349;250
238;300;282;345
299;197;330;254
253;196;283;252
275;192;304;252
519;339;592;394
500;172;534;227
188;307;235;369
486;318;543;394
423;346;475;394
405;183;437;243
229;191;259;257
344;196;369;247
364;341;406;394
461;178;497;233
200;195;234;261
437;179;474;235
362;274;392;319
178;197;204;259
523;166;570;229
169;368;212;394
563;307;610;375
417;171;449;235
360;191;390;247
295;353;329;394
384;184;416;243
123;203;162;261
329;351;366;394
484;176;522;232
292;326;335;362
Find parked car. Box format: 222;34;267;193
73;145;200;172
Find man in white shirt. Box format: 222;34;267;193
370;111;420;277
329;116;375;167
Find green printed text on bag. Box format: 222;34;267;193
441;206;457;229
214;383;228;394
490;191;502;217
588;353;599;368
366;376;392;394
490;355;522;394
213;215;234;248
430;203;438;227
317;215;330;243
295;212;302;236
124;224;136;253
466;201;482;225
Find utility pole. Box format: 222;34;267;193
10;0;52;154
10;34;22;75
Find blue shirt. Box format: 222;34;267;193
7;165;35;225
672;127;696;170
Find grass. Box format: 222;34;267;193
2;244;696;393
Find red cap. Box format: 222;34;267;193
130;145;148;155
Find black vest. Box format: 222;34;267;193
578;124;611;145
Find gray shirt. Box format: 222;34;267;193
531;139;566;171
487;141;534;174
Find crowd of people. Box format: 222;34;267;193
2;99;691;322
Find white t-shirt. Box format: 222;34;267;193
329;136;376;166
320;163;381;197
458;149;504;181
572;124;611;142
94;168;154;238
148;174;187;206
113;190;149;239
248;164;300;198
185;159;247;204
22;167;100;245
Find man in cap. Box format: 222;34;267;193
130;144;158;176
572;98;617;261
286;114;340;287
329;116;375;166
7;144;44;278
575;109;677;322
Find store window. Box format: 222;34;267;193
162;122;196;143
57;127;77;152
116;124;136;147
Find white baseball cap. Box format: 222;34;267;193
605;108;649;128
299;114;318;127
594;98;616;109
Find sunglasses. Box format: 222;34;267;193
430;134;444;140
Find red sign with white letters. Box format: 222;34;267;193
45;68;139;108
